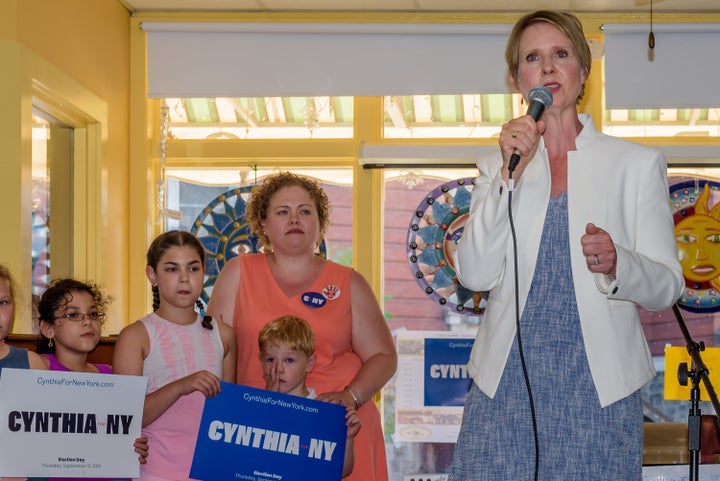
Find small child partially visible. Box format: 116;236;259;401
0;264;46;374
258;315;360;478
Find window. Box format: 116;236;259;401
384;94;523;139
155;91;720;478
31;107;74;300
31;110;51;298
164;97;353;139
603;107;720;137
163;167;353;302
381;168;482;478
642;166;720;421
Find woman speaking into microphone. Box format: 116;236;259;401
448;10;683;481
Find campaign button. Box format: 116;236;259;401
301;291;327;308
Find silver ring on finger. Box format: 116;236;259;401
593;254;600;266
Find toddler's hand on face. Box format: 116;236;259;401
263;361;281;391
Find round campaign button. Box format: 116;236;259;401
301;291;327;309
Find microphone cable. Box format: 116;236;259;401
508;172;539;481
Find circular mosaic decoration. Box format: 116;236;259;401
407;178;486;316
670;177;720;312
191;186;326;304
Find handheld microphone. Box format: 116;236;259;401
508;86;554;173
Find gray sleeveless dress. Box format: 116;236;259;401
0;344;30;378
449;193;642;480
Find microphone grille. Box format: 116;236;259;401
529;86;553;108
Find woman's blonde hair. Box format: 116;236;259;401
505;10;592;103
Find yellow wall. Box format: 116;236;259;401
1;0;131;334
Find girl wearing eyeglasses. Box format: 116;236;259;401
34;278;149;481
36;278;112;373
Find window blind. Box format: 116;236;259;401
142;22;514;98
603;23;720;109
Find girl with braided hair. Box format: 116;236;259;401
113;230;236;481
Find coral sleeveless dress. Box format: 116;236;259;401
234;254;388;481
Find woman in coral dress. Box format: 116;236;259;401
208;172;397;481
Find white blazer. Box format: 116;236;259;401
455;114;684;407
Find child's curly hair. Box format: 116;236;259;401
36;278;112;354
246;172;331;250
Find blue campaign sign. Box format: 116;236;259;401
190;383;346;481
424;338;474;406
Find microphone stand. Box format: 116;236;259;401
671;303;720;481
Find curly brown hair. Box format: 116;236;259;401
36;278;112;354
246;172;331;250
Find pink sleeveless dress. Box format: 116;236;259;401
233;254;388;481
138;313;224;481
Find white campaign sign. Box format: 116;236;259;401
394;330;476;444
0;368;147;478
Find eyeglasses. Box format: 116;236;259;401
54;312;106;324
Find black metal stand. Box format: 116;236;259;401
672;303;720;481
677;358;702;480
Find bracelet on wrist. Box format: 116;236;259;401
344;385;361;410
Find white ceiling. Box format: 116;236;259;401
121;0;720;14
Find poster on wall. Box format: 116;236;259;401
394;330;475;444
